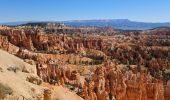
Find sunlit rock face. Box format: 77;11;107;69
0;25;170;100
0;28;104;54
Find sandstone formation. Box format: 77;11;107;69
0;24;170;100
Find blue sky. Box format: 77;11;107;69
0;0;170;23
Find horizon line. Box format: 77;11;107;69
1;19;170;24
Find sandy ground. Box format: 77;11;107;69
0;49;44;99
52;86;83;100
42;83;83;100
0;49;83;100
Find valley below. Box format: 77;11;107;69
0;23;170;100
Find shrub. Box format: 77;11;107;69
163;71;170;81
7;66;20;73
0;67;3;72
0;83;13;99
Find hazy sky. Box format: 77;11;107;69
0;0;170;23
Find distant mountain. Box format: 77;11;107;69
0;21;29;26
1;19;170;30
143;26;170;35
62;19;170;30
0;21;63;27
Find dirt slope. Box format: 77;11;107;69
0;49;83;100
